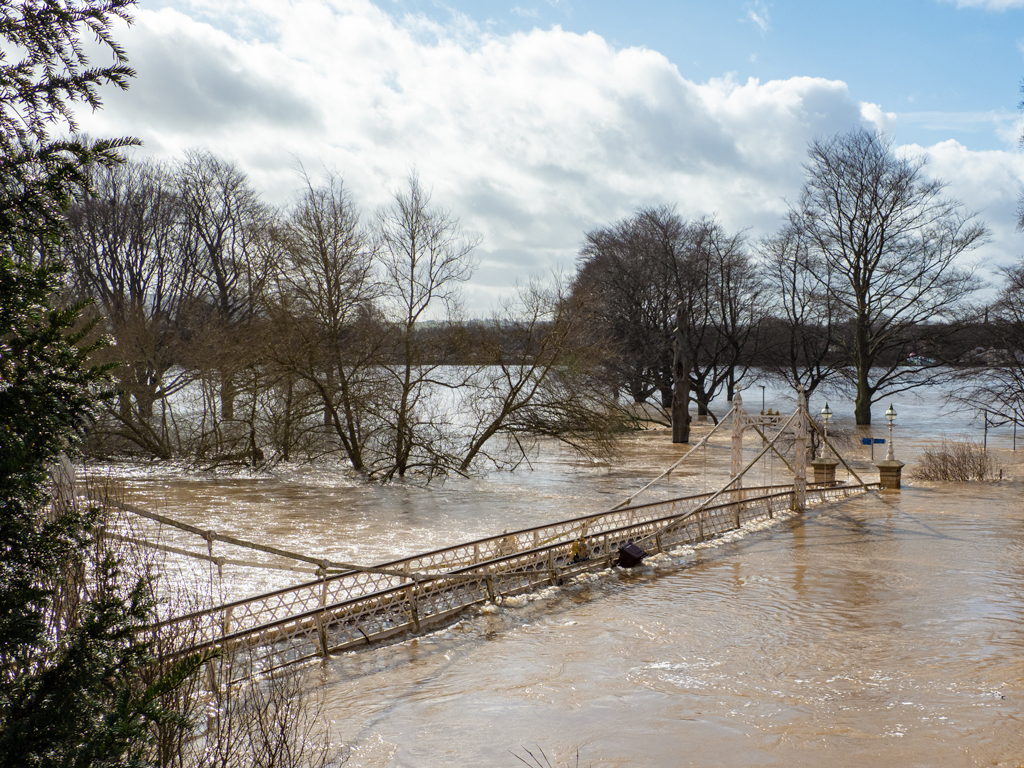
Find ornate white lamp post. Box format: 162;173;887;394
885;403;897;461
820;402;832;458
811;401;839;485
876;402;904;489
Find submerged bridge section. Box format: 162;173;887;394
153;479;876;682
132;387;882;683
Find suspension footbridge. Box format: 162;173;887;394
95;389;881;683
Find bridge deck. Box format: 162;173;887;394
156;481;877;680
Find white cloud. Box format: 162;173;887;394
75;0;1024;311
914;140;1024;281
745;2;770;33
860;102;897;134
997;114;1024;145
944;0;1024;8
895;109;1020;147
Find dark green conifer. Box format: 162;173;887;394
0;2;204;765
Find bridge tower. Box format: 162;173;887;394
794;386;807;511
731;393;746;498
730;387;809;512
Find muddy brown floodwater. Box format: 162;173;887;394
103;383;1024;767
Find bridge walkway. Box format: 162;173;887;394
151;480;875;682
118;386;880;683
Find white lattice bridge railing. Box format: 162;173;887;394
136;384;882;683
154;480;876;681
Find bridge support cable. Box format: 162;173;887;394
96;498;483;585
749;424;795;474
609;406;736;511
103;530;322;575
133;383;885;679
729;387;811;511
175;480;879;679
159;482;877;677
807;418;867;488
642;409;801;546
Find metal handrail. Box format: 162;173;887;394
171;482;879;673
156;482;803;628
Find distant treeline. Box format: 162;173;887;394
52;131;1024;475
57;154;621;477
445;316;1015;376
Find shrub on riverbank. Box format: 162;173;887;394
912;438;1002;482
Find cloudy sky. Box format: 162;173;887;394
76;0;1024;313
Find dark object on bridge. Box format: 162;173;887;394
618;542;646;568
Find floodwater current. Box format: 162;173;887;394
100;384;1024;767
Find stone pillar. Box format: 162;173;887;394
876;459;905;490
810;457;839;485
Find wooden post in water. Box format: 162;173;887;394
794;386;807;511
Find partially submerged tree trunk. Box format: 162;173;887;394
375;172;479;480
672;303;690;443
854;320;873;425
792;128;987;425
220;373;236;421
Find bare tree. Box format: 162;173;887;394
791;128;987;424
573;208;762;435
671;298;690;443
374;172;479;479
955;258;1024;425
176;150;277;425
575;209;677;405
268;169;383;471
457;277;623;473
65;158;200;457
696;216;763;403
758;223;846;402
669;216;759;420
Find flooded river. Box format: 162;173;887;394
101;384;1024;766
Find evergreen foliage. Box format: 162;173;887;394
0;0;139;261
0;256;108;671
0;2;205;765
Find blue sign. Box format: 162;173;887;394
861;438;886;445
